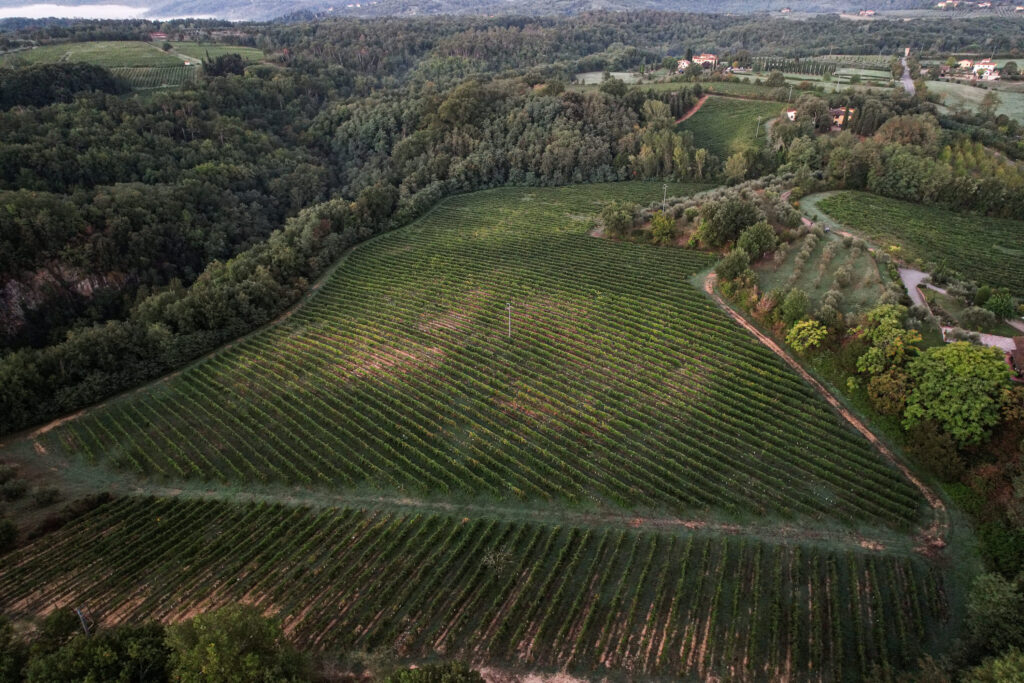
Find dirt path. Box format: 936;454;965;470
675;95;709;124
702;273;948;553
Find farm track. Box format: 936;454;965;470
702;272;948;554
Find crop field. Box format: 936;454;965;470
926;80;1024;121
169;42;266;62
109;65;200;89
0;41;181;68
26;182;927;530
816;191;1024;295
0;497;952;679
677;96;786;159
753;232;890;314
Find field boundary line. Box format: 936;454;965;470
702;272;948;553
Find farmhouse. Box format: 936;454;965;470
830;107;855;127
786;108;797;121
858;9;876;16
780;7;792;13
676;59;691;72
150;32;168;40
694;53;718;67
977;1;991;7
957;59;974;69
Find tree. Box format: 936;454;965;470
1003;61;1019;76
204;53;245;77
166;605;308;683
715;248;750;282
600;201;635;238
0;617;28;682
25;623;169;683
781;289;810;327
979;90;1002;119
660;56;678;72
905;421;963;482
724;152;749;184
965;648;1024;683
599;77;627;98
961;306;997;331
867;369;909;416
765;71;786;87
386;662;485;683
966;573;1024;656
786;319;828;352
855;305;922;375
736;220;777;259
984;289;1015;320
904;342;1010;446
650;211;675;245
698;196;763;248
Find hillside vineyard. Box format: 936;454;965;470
40;185;925;528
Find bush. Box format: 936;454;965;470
1;480;26;502
906;421;963;482
0;518;16;555
0;464;14;485
782;289;810;326
33;488;61;508
385;662;485;683
715;248;751;282
736;220;778;259
960;306;997;331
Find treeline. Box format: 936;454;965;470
0;63;125;110
773;102;1024;217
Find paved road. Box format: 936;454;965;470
898;268;930;307
900;57;915;96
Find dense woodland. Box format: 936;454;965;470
2;10;1024;680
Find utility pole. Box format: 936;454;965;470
788;84;794;103
755;115;762;138
506;301;513;338
662;183;668;212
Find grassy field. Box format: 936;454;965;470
169;42;265;62
0;497;952;679
0;41;181;68
677;96;787;159
816;191;1024;296
23;182;923;530
754;231;890;314
924;289;1022;338
927;79;1024;121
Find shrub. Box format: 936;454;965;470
960;306;997;331
0;518;15;555
0;464;14;485
905;421;963;482
715;248;751;282
786;319;829;352
33;488;61;508
736;220;778;258
385;662;485;683
782;289;810;326
1;480;26;502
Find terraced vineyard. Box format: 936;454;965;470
37;183;924;529
0;497;952;680
817;191;1024;295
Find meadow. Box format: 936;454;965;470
27;182;924;530
169;42;266;62
816;191;1024;295
926;79;1024;121
0;496;952;679
0;41;181;68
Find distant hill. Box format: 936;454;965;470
0;0;939;23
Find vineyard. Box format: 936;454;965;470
30;183;926;530
0;496;953;680
109;65;200;89
169;42;266;62
1;41;184;68
817;191;1024;295
676;96;786;158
